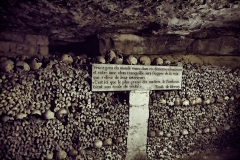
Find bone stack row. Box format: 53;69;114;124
0;55;129;160
147;63;240;159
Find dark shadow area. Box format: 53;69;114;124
49;35;100;57
136;22;166;36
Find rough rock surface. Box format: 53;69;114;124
187;36;240;55
99;33;194;55
99;33;240;56
0;0;240;44
0;31;49;57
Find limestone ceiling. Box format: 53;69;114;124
0;0;240;44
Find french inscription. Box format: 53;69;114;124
92;64;183;91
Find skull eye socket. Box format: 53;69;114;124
34;58;40;62
116;54;123;59
17;66;24;70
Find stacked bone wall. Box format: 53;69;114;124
0;59;129;160
1;31;240;160
147;63;240;159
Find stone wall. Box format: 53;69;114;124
98;33;240;56
0;31;49;57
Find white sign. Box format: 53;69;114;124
92;64;183;91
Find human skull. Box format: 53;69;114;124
164;59;171;65
56;108;68;119
182;99;190;106
195;97;202;104
16;61;30;71
112;53;123;64
94;139;103;148
139;56;151;65
29;57;42;70
0;59;14;72
153;57;163;65
106;50;116;63
60;54;73;63
95;56;106;64
126;55;137;65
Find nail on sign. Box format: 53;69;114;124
92;64;183;91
